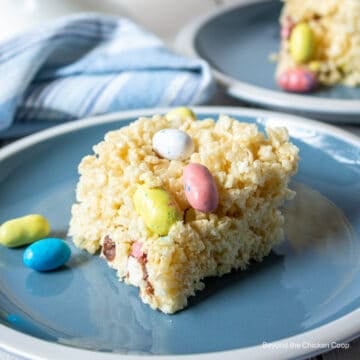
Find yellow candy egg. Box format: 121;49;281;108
308;60;321;73
165;107;196;122
133;186;182;236
289;23;316;64
0;214;50;248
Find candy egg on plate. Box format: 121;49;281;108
23;238;71;271
152;128;194;160
277;67;317;93
183;163;219;213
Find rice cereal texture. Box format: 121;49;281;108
69;114;299;314
277;0;360;86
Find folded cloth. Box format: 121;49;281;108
0;14;215;138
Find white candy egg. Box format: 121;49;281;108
152;128;194;160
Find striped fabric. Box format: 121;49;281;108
0;14;215;138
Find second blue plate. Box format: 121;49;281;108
176;0;360;122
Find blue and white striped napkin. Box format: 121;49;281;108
0;14;215;138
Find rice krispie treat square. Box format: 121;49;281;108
69;109;299;313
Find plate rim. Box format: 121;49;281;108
0;106;360;360
175;0;360;120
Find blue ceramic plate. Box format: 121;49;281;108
176;0;360;122
0;107;359;360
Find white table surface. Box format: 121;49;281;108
0;1;359;359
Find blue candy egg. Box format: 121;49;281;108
23;238;71;271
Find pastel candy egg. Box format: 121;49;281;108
281;25;293;40
289;22;316;64
152;128;194;160
277;68;317;93
183;163;219;213
0;214;50;248
308;61;321;73
23;238;71;271
130;241;146;262
133;186;182;236
281;16;295;40
165;107;196;122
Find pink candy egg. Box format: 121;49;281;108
183;163;219;213
281;16;295;39
281;26;292;40
277;68;317;93
131;241;144;260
